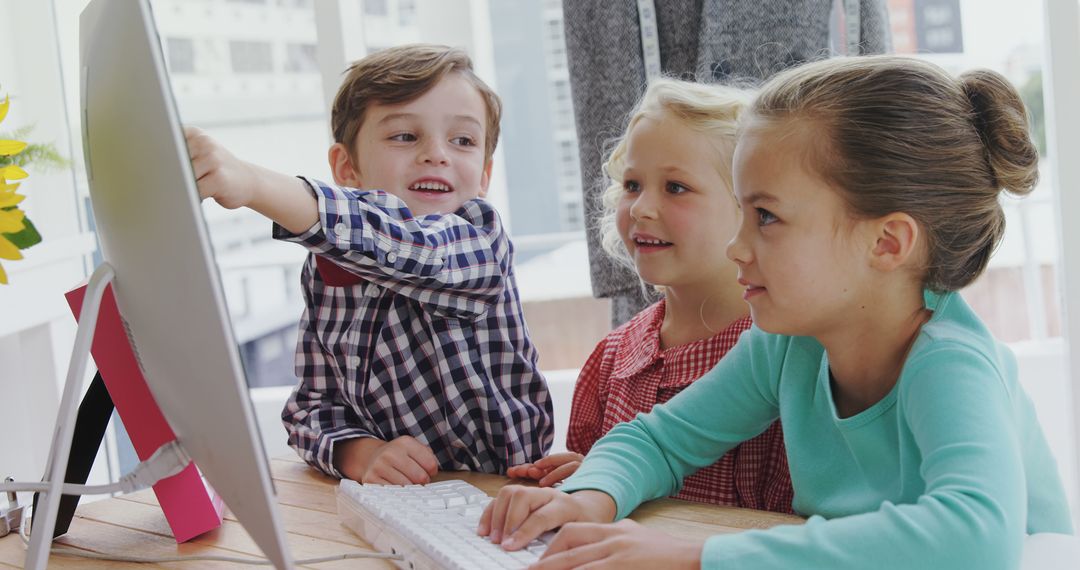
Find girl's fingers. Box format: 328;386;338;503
497;487;532;545
538;461;581;488
535;452;585;469
540;522;613;557
503;499;571;551
507;464;535;479
477;499;494;536
531;527;614;569
486;487;515;544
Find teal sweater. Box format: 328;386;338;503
560;291;1073;569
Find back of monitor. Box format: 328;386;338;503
80;0;292;566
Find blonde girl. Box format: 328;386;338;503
508;79;793;513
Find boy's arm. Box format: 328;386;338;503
186;127;507;317
186;126;317;234
276;178;508;318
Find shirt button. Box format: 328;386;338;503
432;257;443;266
386;252;398;264
333;222;348;238
349;356;361;368
367;284;380;297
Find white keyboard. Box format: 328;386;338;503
336;479;553;569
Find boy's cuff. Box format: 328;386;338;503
272;176;323;240
318;428;379;479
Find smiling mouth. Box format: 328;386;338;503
634;237;673;247
409;181;452;193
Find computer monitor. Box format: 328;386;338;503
78;0;292;567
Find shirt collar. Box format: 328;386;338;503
610;300;667;380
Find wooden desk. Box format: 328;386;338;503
0;455;803;568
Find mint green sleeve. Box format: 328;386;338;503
702;342;1027;570
558;327;785;519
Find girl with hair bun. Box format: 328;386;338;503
479;56;1074;570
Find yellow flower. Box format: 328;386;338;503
0;93;43;285
0;164;27;180
0;206;25;234
0;139;26;155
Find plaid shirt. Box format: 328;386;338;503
567;299;794;513
275;178;553;478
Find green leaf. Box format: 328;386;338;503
2;214;41;249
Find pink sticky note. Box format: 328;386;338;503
66;281;224;543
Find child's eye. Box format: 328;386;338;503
623;180;641;193
756;208;778;226
389;133;417;142
666;182;689;195
451;136;476;147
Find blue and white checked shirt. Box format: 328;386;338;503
275;178;553;478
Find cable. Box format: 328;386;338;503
1;440;191;497
18;504;403;565
47;547;405;565
10;441;404;565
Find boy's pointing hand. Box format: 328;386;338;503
183;125;258;210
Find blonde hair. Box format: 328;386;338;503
331;44;502;165
598;78;753;272
750;55;1038;291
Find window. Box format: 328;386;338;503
165;37;196;73
229;40;274;73
364;0;388;17
284;43;318;73
399;0;416;26
883;0;1076;516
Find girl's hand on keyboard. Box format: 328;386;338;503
338;436;439;485
531;519;703;570
506;452;585;487
477;486;616;550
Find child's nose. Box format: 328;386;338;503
419;141;450;166
726;224;752;265
629;189;660;221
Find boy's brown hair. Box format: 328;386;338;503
331;44;502;165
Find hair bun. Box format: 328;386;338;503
960;69;1039;197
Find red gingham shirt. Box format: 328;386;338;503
567;300;794;513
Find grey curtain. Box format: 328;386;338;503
563;0;891;326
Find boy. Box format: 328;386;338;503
185;44;553;484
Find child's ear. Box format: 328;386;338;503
870;213;921;272
477;159;493;198
328;143;362;187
